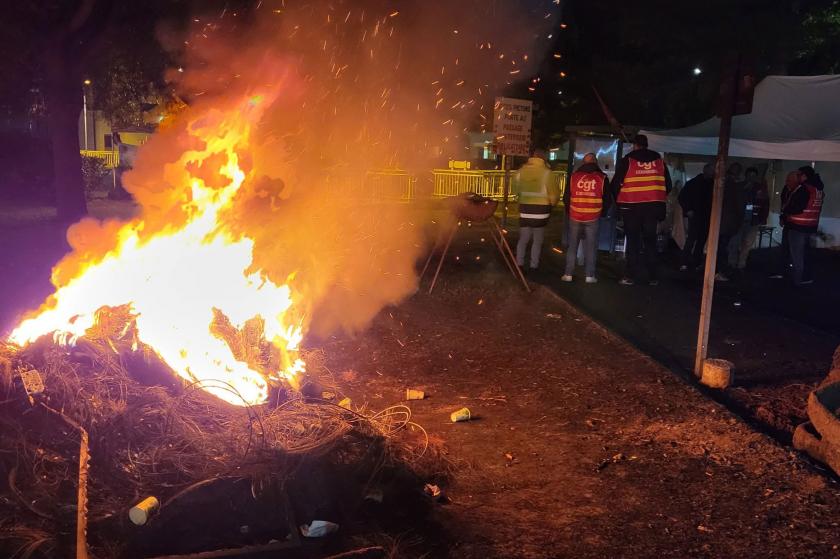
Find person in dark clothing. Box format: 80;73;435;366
714;162;746;282
678;162;714;271
611;134;673;285
782;165;825;285
770;171;800;279
731;167;770;270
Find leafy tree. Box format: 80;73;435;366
796;0;840;73
0;1;191;220
532;0;840;135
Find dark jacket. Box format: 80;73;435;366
720;176;746;237
782;173;825;233
744;180;770;226
564;162;612;217
678;173;713;222
611;148;673;219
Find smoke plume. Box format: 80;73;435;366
37;0;560;341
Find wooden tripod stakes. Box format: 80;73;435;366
420;217;530;294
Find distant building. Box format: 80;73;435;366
465;130;569;171
78;108;156;168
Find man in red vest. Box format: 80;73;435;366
561;153;611;283
782;165;825;286
611;134;672;285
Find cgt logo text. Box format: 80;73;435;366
576;179;597;192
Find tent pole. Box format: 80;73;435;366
501;154;509;227
694;65;738;377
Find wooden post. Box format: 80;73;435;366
77;428;90;559
491;218;531;292
428;225;457;294
693;64;738;377
501;154;509;227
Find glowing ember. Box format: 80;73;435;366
7;94;303;407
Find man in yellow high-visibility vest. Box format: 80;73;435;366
512;149;560;273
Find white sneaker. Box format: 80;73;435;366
585;276;597;284
561;275;573;282
714;272;729;282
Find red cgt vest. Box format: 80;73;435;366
568;171;605;222
786;184;824;227
617;157;667;204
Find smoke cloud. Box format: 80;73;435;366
42;0;560;341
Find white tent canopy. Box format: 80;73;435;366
642;75;840;162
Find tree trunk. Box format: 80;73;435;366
45;43;88;223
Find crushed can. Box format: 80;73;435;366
405;388;425;400
129;496;160;526
450;407;471;423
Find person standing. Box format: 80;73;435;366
611;134;672;285
561;153;610;283
731;167;770;270
678;163;715;271
513;149;559;272
770;171;800;279
714;163;746;282
782;165;825;286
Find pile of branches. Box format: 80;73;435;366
0;310;445;558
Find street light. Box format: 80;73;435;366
82;80;91;150
693;67;702;76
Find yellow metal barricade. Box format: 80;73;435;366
316;168;563;202
431;169;509;199
80;150;119;169
550;170;567;201
364;169;416;200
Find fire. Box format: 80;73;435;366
7;93;304;407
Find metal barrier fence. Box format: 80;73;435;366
322;169;417;200
74;157;562;201
364;169;417;200
334;169;567;201
80;150;119;168
431;170;506;198
431;169;566;200
550;171;567;201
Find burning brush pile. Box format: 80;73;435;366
0;91;444;558
0;0;563;552
0;337;439;558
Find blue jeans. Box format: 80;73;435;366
787;229;812;285
565;219;599;277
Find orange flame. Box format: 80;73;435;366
8;93;303;406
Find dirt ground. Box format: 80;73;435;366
2;201;836;445
318;263;840;558
3;202;840;557
532;221;840;441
